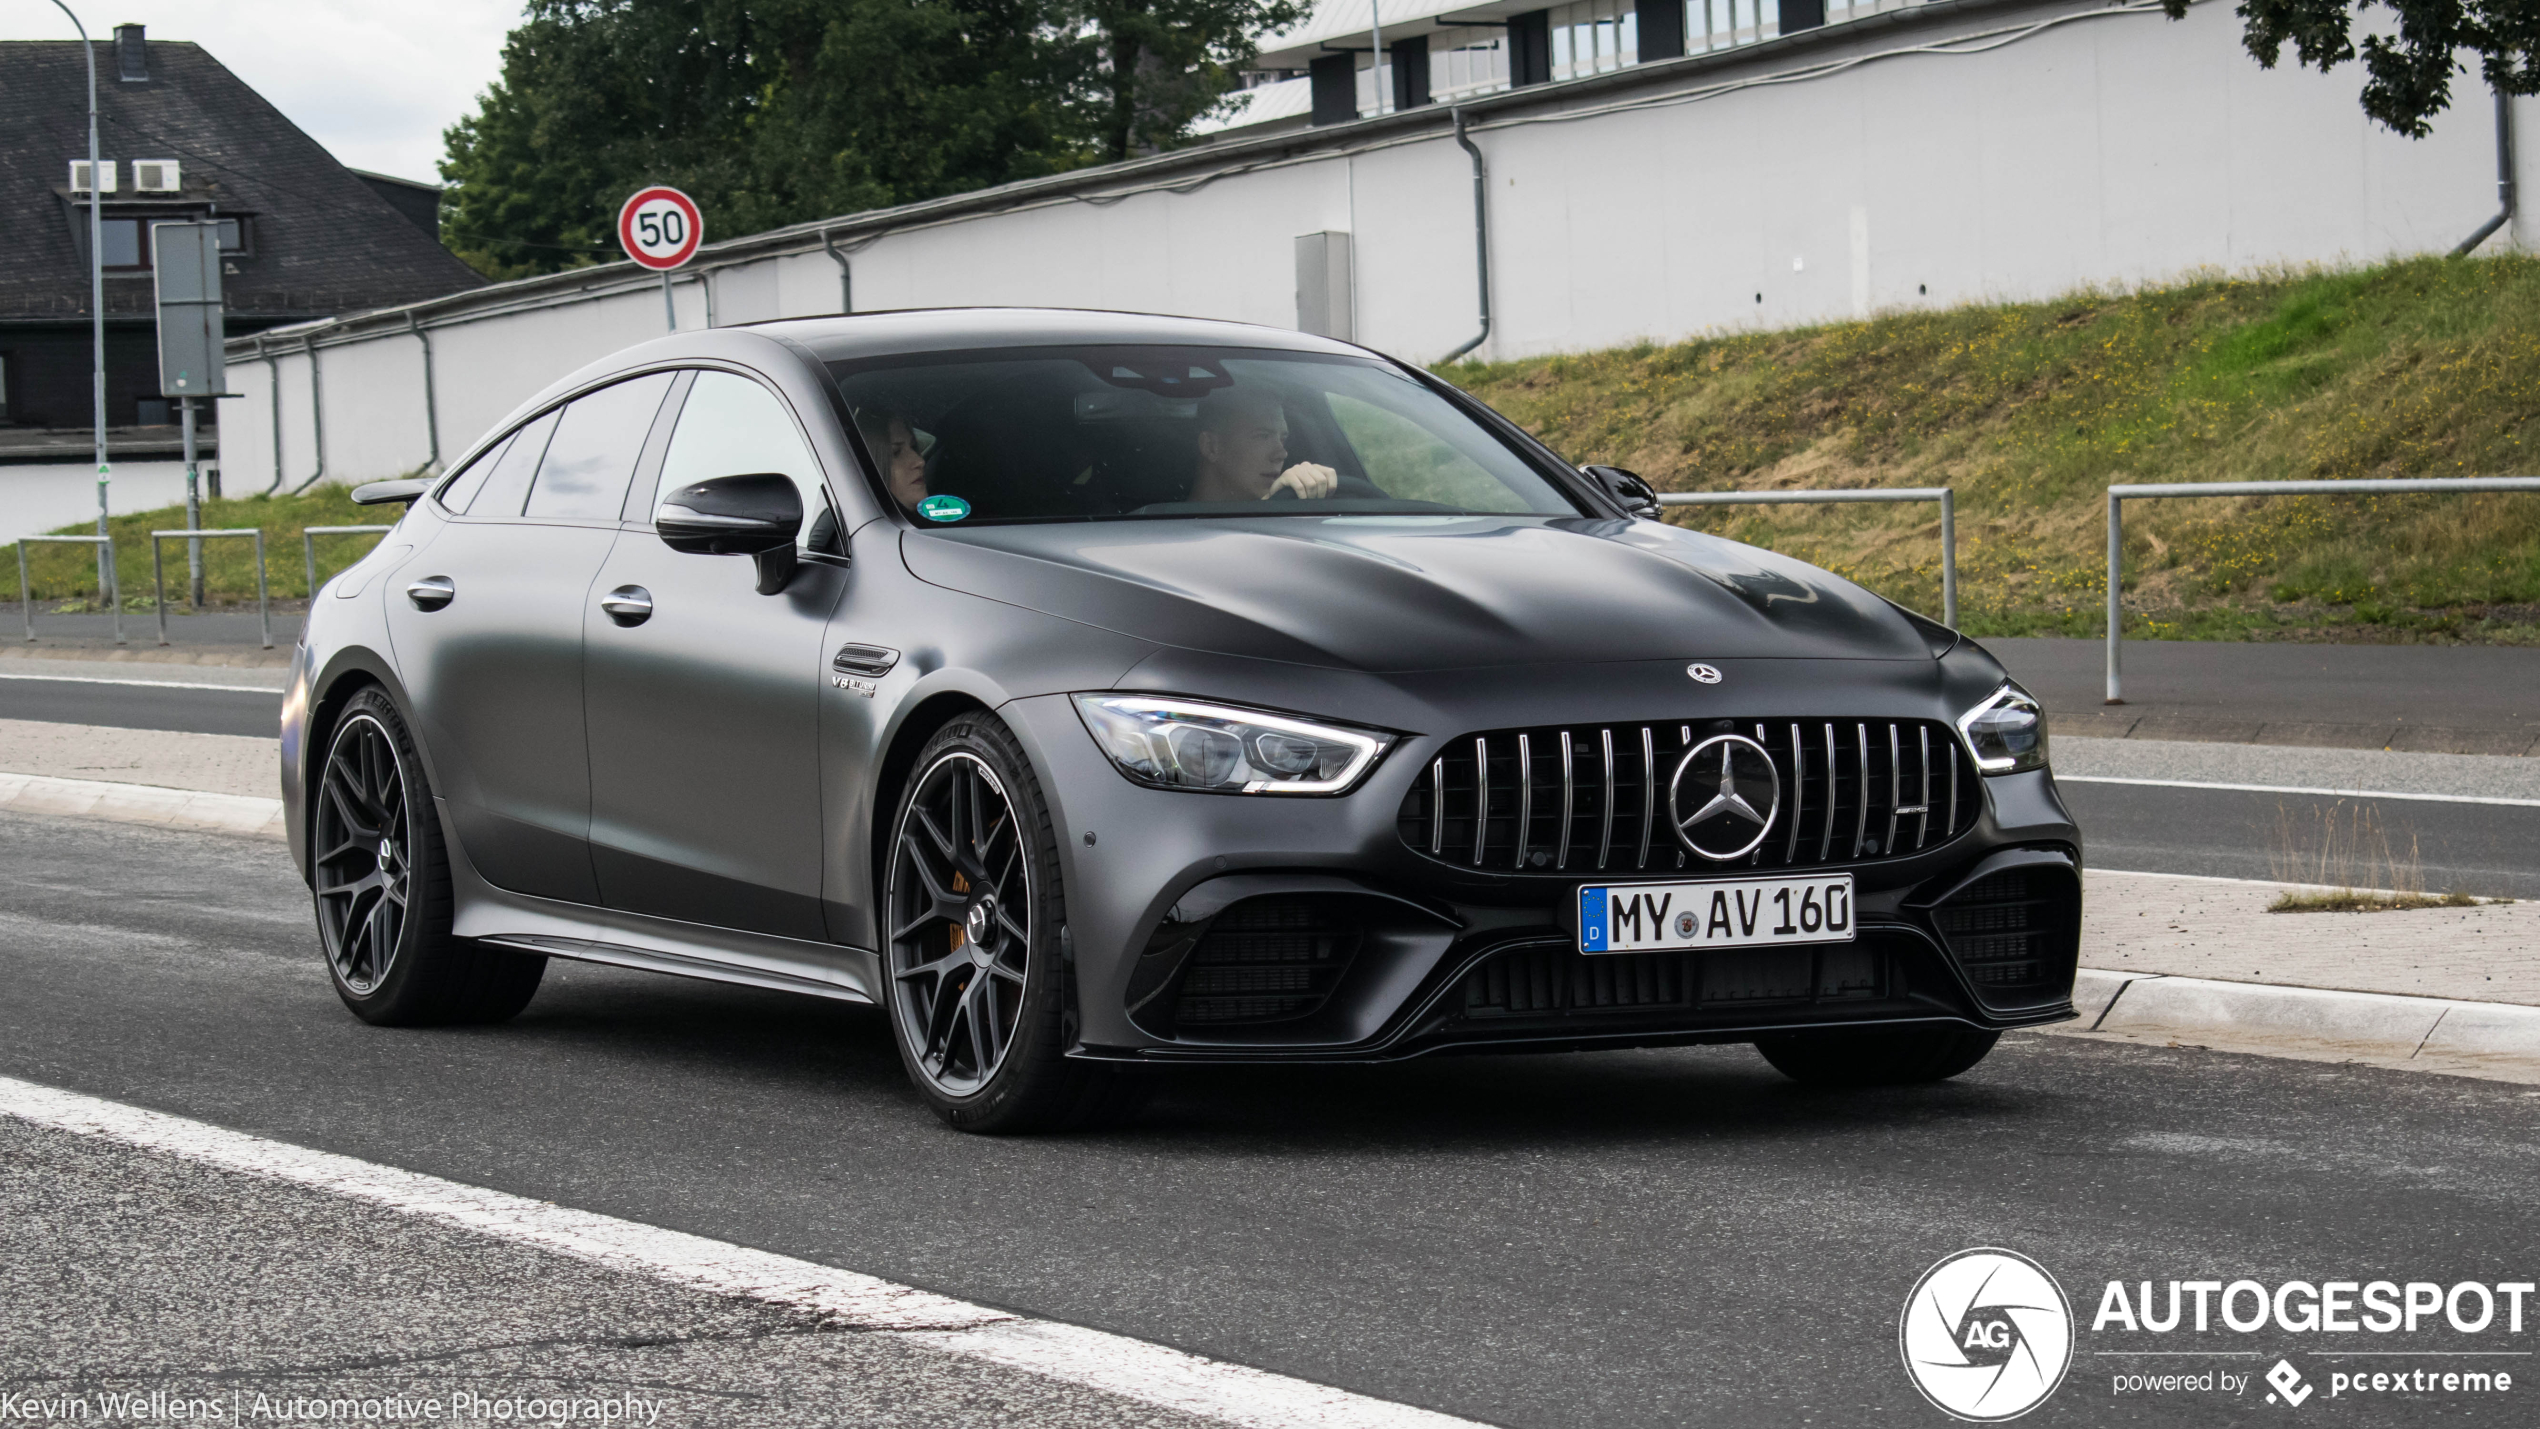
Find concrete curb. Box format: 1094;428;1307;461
2049;968;2540;1084
0;771;285;842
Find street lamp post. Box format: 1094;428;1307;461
45;2;110;592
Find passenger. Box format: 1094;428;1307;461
856;408;931;509
1188;389;1339;503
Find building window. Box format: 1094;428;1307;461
1431;30;1511;103
216;218;248;254
98;218;147;269
1549;0;1638;82
1689;0;1781;53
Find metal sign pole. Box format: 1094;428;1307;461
2103;492;2123;705
663;270;676;332
182;395;203;607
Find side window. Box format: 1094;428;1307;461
524;372;676;522
655;371;831;548
464;408;561;518
433;430;513;513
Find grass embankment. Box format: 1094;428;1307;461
3;488;385;609
1446;254;2540;642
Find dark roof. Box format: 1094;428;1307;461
0;36;484;324
349;169;444;238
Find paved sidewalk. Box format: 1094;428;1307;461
2054;735;2540;801
2082;868;2539;1005
0;717;274;797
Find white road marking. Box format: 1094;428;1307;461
0;1074;1484;1429
2056;775;2540;808
0;672;283;694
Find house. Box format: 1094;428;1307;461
0;24;483;457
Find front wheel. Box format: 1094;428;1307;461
311;687;544;1026
881;714;1137;1133
1755;1026;1999;1087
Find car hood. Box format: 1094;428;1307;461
899;514;1933;673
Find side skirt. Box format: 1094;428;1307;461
435;796;880;1005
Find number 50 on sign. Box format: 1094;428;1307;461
618;186;702;271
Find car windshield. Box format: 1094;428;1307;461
827;346;1582;524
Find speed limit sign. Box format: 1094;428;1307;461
618;186;702;271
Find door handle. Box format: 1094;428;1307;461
405;575;455;612
600;585;654;626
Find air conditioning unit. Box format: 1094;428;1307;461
132;159;181;192
68;159;117;193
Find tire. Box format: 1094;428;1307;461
1754;1025;1999;1087
310;687;545;1026
880;713;1139;1133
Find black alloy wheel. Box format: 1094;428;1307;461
311;687;545;1026
314;711;413;995
888;749;1032;1096
882;714;1139;1132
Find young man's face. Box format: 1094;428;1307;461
1200;408;1290;496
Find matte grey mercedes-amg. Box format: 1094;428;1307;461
284;308;2080;1132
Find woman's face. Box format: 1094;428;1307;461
884;420;926;507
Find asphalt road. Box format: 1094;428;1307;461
0;674;282;738
3;812;2534;1427
2063;782;2540;900
1990;637;2540;742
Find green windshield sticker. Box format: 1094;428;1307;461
917;494;971;523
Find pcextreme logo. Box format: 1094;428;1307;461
1901;1248;2077;1421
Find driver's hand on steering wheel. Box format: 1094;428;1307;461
1266;462;1339;500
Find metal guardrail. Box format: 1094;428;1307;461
1658;487;1957;628
14;535;123;646
303;525;395;598
2103;477;2540;703
152;528;270;649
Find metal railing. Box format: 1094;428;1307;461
14;535;123;646
304;525;395;598
2103;477;2540;703
1658;487;1957;628
152;528;270;649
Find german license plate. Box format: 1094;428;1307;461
1577;874;1855;954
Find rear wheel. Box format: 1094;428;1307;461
881;714;1137;1133
1755;1026;1999;1087
312;687;544;1026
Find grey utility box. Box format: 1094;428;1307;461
153;221;230;398
1294;231;1354;342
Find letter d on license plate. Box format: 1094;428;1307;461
1578;874;1854;954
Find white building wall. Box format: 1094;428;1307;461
230;1;2535;486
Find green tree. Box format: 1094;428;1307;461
2168;0;2540;137
439;0;1302;278
1059;0;1306;163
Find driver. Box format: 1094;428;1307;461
1188;389;1339;503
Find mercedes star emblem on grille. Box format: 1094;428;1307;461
1686;663;1723;684
1668;733;1781;860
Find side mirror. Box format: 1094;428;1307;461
1583;465;1661;520
657;472;802;594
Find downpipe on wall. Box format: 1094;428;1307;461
1440;106;1492;365
288;338;328;495
2451;87;2518;256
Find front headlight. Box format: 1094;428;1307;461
1072;695;1392;795
1957;685;2048;774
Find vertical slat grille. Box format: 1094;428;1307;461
1400;717;1978;874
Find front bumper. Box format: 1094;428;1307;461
1004;683;2083;1065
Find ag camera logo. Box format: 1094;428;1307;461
1901;1248;2075;1421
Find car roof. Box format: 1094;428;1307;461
752;307;1374;365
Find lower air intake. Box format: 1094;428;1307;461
1930;862;2080;1010
1459;939;1888;1019
1172;896;1364;1026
